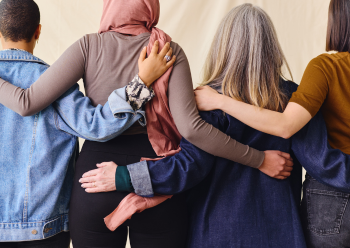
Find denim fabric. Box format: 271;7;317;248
300;175;350;247
130;81;307;247
292;111;350;193
127;161;154;197
54;86;146;141
0;49;144;241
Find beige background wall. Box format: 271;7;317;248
30;0;330;247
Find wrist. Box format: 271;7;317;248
217;94;227;110
138;73;152;88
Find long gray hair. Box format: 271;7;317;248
202;3;292;112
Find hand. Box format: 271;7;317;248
138;40;176;87
258;151;294;180
79;162;118;193
194;86;223;111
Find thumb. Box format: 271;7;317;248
97;163;109;168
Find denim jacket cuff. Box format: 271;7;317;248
127;161;154;197
108;86;135;119
125;75;155;111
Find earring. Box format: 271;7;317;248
36;39;39;44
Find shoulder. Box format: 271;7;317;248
170;41;188;66
306;53;347;73
281;79;298;97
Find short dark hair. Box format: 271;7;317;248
326;0;350;52
0;0;40;43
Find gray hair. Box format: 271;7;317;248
202;3;292;111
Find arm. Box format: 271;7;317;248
167;45;265;168
292;111;350;193
0;38;87;116
0;38;174;117
80;111;220;196
194;57;330;139
54;43;175;141
54;84;147;142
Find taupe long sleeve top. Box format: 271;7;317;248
0;32;264;167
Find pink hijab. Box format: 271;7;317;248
99;0;181;231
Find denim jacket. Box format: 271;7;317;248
124;81;350;247
0;49;145;242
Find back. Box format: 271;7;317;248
187;80;305;248
0;50;75;241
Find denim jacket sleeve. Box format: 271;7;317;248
292;111;350;193
125;111;225;197
53;84;146;142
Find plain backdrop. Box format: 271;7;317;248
28;1;331;247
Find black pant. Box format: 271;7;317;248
70;134;188;248
301;174;350;248
0;232;70;248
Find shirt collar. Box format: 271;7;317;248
0;49;49;66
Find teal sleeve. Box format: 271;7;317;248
115;166;134;192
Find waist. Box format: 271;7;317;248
82;133;157;158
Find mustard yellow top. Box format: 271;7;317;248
290;52;350;154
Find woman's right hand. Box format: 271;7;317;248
259;151;294;180
138;40;176;87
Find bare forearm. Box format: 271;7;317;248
218;95;311;139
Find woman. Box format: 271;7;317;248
194;0;350;247
0;0;293;247
84;3;340;247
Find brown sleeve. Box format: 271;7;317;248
289;56;331;117
168;44;265;168
0;37;87;116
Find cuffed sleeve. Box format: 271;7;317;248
127;161;154;197
125;75;155;111
115;166;134;192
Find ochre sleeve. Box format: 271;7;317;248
0;37;87;116
289;56;331;117
168;44;265;168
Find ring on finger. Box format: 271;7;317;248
93;182;96;187
165;55;171;62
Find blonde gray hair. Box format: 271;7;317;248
202;3;292;111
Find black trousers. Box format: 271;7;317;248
69;134;188;248
0;232;70;248
301;174;350;248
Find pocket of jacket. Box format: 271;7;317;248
306;188;349;235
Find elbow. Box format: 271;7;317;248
178;126;196;142
279;125;294;140
18;109;34;117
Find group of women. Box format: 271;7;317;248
1;0;350;247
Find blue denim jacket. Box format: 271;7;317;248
0;49;144;241
126;80;350;247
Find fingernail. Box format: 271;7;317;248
81;184;84;188
79;179;82;183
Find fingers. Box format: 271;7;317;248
278;152;293;161
97;162;114;168
151;40;159;55
138;47;147;64
82;169;99;178
79;176;96;184
166;55;176;68
276;176;287;180
284;166;293;172
279;171;291;177
159;42;171;57
81;182;97;188
284;159;294;167
163;47;173;63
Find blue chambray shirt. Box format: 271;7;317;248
0;49;144;241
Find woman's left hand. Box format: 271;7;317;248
79;162;118;193
194;86;223;111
